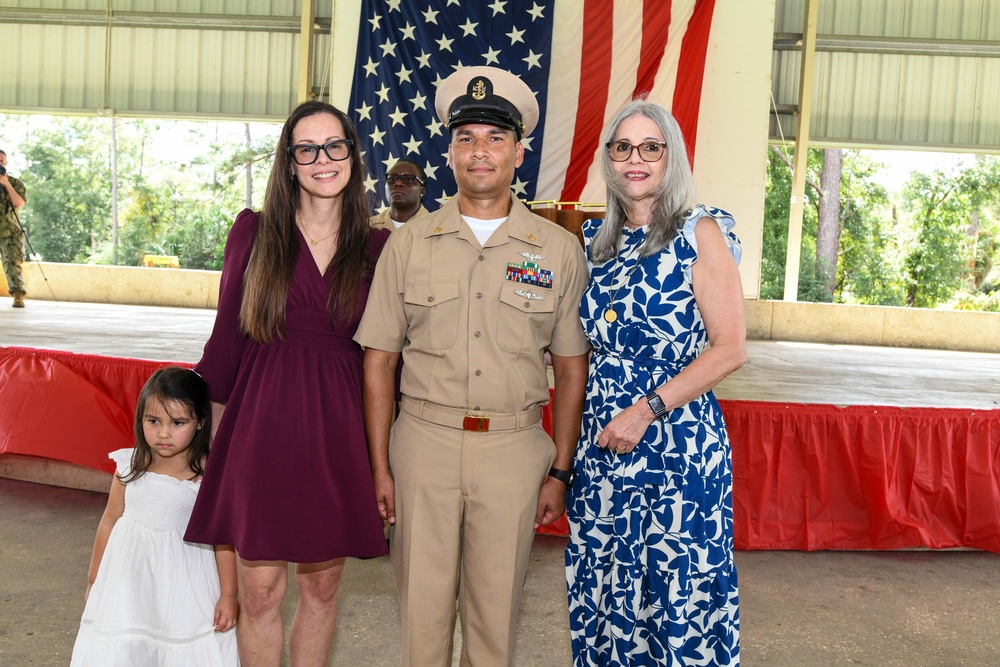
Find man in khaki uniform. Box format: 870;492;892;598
355;66;590;666
370;159;431;232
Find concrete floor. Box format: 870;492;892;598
4;477;1000;666
3;299;1000;665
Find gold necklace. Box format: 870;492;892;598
603;245;641;323
297;219;338;246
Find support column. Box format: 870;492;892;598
783;0;818;301
297;0;316;103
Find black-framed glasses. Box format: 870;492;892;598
386;174;424;186
606;140;668;163
288;139;353;165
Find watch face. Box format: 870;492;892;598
646;392;667;418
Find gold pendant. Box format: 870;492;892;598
604;308;617;323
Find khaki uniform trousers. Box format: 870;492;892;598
389;407;556;667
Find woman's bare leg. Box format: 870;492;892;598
289;558;347;667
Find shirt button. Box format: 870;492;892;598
427;296;434;303
524;302;531;308
478;255;484;261
474;331;481;337
476;292;483;299
475;370;482;376
474;406;480;411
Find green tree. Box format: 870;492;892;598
761;146;823;300
89;120;277;269
762;146;852;302
18;118;112;262
901;169;980;308
161;198;234;271
835;153;902;305
115;180;174;265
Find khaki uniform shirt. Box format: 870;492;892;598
369;205;431;232
356;195;590;413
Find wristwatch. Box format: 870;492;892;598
548;466;575;487
645;391;668;420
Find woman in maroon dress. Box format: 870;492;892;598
185;101;389;666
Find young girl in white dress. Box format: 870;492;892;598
71;366;239;666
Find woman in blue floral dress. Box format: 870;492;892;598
566;99;746;666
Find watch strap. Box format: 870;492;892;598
548;466;574;487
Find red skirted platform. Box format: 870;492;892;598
3;346;999;552
0;347;186;474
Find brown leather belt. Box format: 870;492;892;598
400;396;542;433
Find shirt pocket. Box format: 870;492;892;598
496;281;556;354
403;281;461;350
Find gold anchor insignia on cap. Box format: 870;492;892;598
471;79;487;101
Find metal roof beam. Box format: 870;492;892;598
774;33;1000;58
0;8;332;34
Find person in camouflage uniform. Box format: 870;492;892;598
0;150;27;308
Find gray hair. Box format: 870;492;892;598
590;100;695;264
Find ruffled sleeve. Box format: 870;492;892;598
108;448;135;478
194;209;258;404
678;204;742;283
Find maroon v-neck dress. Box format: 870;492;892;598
185;209;390;562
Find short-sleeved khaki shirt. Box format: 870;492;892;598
369;204;431;232
356;195;590;414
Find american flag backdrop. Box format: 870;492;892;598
342;0;718;212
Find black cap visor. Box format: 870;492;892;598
448;98;523;139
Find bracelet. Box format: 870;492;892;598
548;466;575;487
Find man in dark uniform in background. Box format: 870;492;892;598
355;66;590;666
0;150;27;308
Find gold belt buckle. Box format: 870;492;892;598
462;414;490;432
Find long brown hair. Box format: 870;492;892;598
123;366;211;484
239;101;373;342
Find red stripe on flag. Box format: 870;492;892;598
560;0;615;202
672;0;717;166
632;0;672;99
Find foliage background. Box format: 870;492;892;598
3;114;999;311
762;146;1000;312
1;115;281;271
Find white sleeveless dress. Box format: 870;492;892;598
70;449;238;666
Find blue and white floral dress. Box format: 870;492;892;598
566;206;741;666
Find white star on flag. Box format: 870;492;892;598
342;0;718;210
